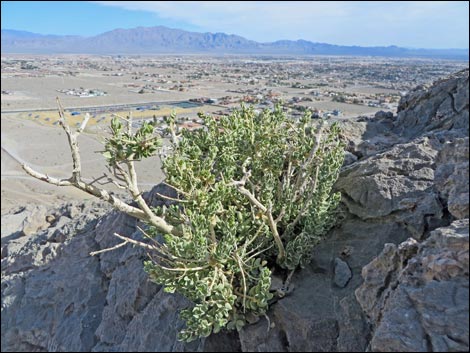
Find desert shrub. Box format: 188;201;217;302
24;102;344;342
143;104;344;341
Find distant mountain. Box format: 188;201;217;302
1;26;468;60
2;29;83;53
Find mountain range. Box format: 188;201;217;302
2;26;468;60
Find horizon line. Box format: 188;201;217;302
2;26;469;51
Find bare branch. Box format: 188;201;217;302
111;113;131;123
137;225;204;264
90;241;128;256
127;111;132;135
276;268;296;298
275;207;286;224
113;232;158;251
89;232;158;257
56;96;66;120
234;185;267;212
87;174;108;186
229;176;286;262
234;251;247;312
155;192;189;203
122;156;182;235
99;173;127;189
22;164;72;186
169;120;178;144
77;113;91;134
162;181;190;197
293;121;325;192
23;100;180;237
266;203;286;261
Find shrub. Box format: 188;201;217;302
23;101;344;342
144;104;344;341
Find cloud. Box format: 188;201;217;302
92;1;469;48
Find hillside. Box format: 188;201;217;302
1;69;469;351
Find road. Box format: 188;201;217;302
0;99;205;114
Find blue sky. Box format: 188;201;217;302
2;1;469;49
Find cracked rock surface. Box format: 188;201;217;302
356;220;469;352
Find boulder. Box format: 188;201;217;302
356;220;469;352
394;69;469;139
334;257;352;288
435;137;469;219
20;205;50;237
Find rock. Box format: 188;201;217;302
238;300;340;352
394;69;469;139
1;200;111;352
337;136;445;239
355;238;419;324
356;220;469;352
235;216;409;352
45;214;56;224
374;110;394;120
336;294;369;352
47;216;73;243
337;115;400;159
204;331;241;352
65;202;85;219
19;205;50;237
1;206;30;238
342;151;358;166
435;137;469;219
334;258;352;288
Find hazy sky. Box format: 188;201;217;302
2;1;469;49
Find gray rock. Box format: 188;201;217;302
435;137;469;219
342;151;358;166
238;299;340;352
19;205;50;237
337;114;400;160
355;238;419;324
374;110;394;120
394;69;469;139
1;207;28;238
1;184;203;352
334;257;352;288
357;220;469;352
46;215;73;243
337;136;445;239
1;200;111;352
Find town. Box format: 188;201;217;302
2;55;466;131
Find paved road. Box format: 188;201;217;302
1;100;205;114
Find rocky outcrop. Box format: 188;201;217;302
341;68;469;161
1;187;204;352
435;137;469;219
394;69;469;139
1;69;469;352
350;69;469;352
236;70;467;351
356;220;469;352
1;201;110;352
336;136;445;239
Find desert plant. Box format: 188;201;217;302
23;100;344;342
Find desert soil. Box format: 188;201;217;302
1;113;165;214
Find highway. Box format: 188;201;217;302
0;100;204;114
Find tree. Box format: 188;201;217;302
23;99;344;341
